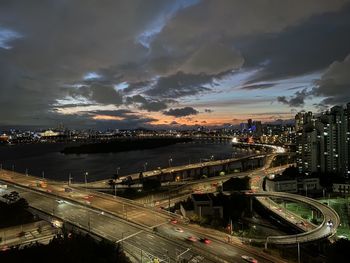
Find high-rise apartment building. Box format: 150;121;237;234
295;103;350;177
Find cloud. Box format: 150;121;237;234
125;95;168;112
145;71;212;98
163;107;199;117
237;4;350;84
312;53;350;105
240;83;275;90
1;1;350;128
180;42;244;75
0;26;22;49
204;109;213;113
277;89;311;107
66;84;123;105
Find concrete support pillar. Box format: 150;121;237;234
249;197;253;213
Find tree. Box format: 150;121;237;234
139;172;144;183
326;238;350;262
143;179;161;191
107;179;116;188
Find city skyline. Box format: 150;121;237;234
1;0;350;129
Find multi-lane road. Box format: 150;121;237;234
0;169;282;263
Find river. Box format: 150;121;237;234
0;141;249;182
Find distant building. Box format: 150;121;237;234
265;174;321;193
333;183;350;194
253;121;263;137
0;134;9;143
40;130;60;137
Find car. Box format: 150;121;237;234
174;227;184;233
170;219;178;224
200;238;211;244
187;236;198;242
10;191;19;196
57;200;65;204
241;255;258;263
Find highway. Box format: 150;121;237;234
0;170;281;263
248;192;340;245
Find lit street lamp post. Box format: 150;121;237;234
168;158;173;167
265;236;270;250
68;173;73;185
144;162;148;172
116;167;120;179
84;172;88;191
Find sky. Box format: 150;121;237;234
1;0;350;130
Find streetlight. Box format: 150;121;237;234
42;171;45;179
25;168;28;176
68;173;73;185
116;167;120;179
84;172;88;191
265;236;270;250
144;162;148;172
168;157;173;167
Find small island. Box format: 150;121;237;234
61;137;192;154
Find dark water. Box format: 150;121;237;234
0;141;246;182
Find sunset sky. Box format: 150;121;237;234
1;0;350;129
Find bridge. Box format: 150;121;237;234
85;154;266;189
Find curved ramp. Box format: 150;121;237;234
247;191;340;244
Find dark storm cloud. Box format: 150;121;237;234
0;0;168;126
238;4;350;83
67;84;123;105
145;72;212;98
240;83;275;90
89;109;134;117
312;54;350;105
277;89;311;107
125;95;169;112
1;0;350;127
163;107;199;117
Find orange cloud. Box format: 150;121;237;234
92;115;125;121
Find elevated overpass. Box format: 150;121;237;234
85;154;265;189
246;191;340;245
